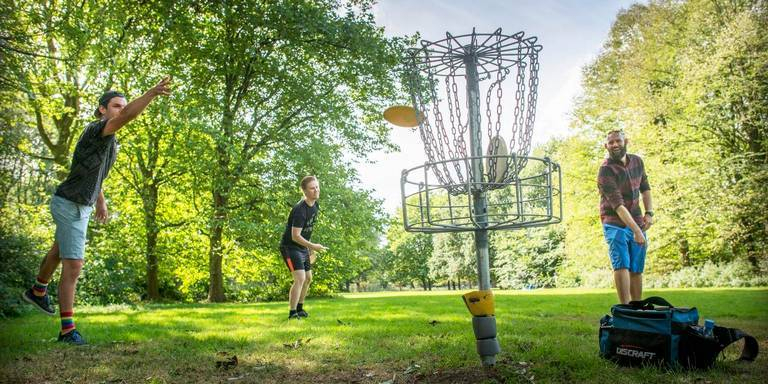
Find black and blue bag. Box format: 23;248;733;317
599;296;759;369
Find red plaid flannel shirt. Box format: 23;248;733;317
597;154;650;227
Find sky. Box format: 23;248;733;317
356;0;638;214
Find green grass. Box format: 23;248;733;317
1;288;766;383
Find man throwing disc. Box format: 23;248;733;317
21;77;172;344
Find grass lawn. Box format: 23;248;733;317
1;288;766;383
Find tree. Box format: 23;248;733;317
386;214;434;290
431;232;475;289
160;0;404;301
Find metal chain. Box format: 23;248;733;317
511;45;525;159
405;30;541;195
518;51;539;171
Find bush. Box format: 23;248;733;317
646;259;768;288
0;215;47;317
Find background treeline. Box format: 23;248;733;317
1;0;766;316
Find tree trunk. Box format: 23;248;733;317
208;188;228;302
679;238;690;267
143;185;161;300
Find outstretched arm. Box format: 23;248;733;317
102;76;172;136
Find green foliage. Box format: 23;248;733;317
493;226;565;289
430;232;476;287
0;216;44;317
386;214;434;289
646;259;768;288
558;0;768;286
1;0;405;304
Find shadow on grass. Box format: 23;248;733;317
1;289;766;383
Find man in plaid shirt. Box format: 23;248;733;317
597;130;654;304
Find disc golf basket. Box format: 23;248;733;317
396;28;562;366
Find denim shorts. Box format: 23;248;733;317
50;195;93;260
603;224;647;273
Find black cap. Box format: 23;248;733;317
94;90;126;117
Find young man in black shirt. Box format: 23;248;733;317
280;176;327;319
21;77;171;344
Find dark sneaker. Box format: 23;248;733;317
58;329;87;345
297;310;309;318
21;289;55;316
289;312;301;320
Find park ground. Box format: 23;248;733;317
1;288;766;383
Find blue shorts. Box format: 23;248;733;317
603;224;647;273
51;195;93;260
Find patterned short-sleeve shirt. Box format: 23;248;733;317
55;120;118;206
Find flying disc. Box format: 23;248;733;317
383;105;424;127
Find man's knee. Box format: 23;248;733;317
48;242;60;256
292;271;306;285
61;259;84;279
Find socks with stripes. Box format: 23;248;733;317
32;277;48;297
60;311;75;334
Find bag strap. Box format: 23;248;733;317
713;326;760;362
627;296;674;309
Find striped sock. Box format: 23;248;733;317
32;277;48;297
60;311;75;334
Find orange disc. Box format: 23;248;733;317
383;105;424;127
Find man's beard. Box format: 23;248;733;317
609;145;627;161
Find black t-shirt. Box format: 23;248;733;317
280;200;319;249
55;120;118;205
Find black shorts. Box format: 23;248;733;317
280;245;311;272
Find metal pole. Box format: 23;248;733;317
465;46;499;368
464;53;491;291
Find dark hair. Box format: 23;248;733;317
606;130;625;140
300;175;317;190
94;90;126;117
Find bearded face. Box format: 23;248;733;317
609;143;627;161
605;133;627;162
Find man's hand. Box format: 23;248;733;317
643;213;654;231
102;76;173;137
633;229;646;246
309;243;328;252
151;76;172;97
95;201;109;224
